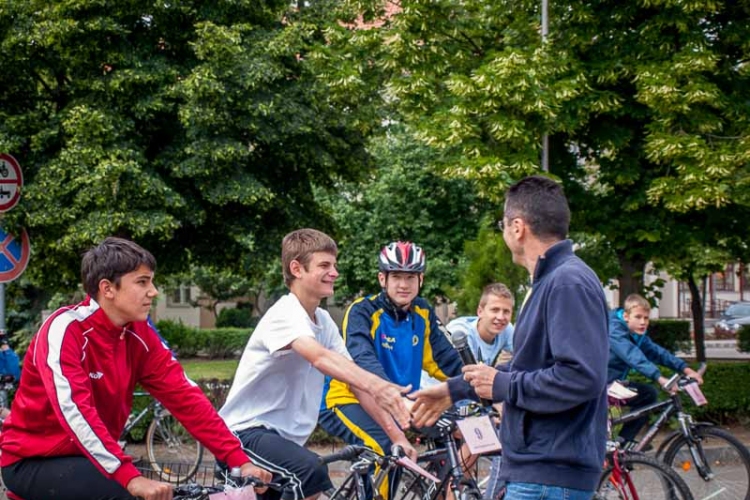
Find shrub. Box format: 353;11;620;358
202;328;252;358
154;319;202;357
738;325;750;353
648;319;692;354
216;307;257;328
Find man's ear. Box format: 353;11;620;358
289;259;303;279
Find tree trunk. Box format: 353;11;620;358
617;255;646;306
687;275;706;362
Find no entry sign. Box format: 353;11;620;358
0;154;23;213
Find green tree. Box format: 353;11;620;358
454;224;529;316
320;125;493;303
326;0;750;347
0;0;371;299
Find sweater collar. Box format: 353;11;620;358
84;295;131;340
532;239;574;283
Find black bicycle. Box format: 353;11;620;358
320;444;419;500
396;406;490;500
611;363;750;500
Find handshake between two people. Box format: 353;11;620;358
379;363;498;433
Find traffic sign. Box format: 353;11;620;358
0;154;23;213
0;228;30;283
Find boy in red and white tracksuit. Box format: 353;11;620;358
0;237;270;500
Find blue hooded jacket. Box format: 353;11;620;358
607;308;687;383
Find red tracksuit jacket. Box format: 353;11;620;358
0;296;249;488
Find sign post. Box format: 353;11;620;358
0;153;28;331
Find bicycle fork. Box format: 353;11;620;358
676;413;715;481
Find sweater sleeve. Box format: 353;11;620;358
423;307;462;380
138;331;249;471
491;284;609;413
342;299;390;380
35;321;141;488
638;335;687;374
609;320;662;381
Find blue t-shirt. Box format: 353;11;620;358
447;316;514;364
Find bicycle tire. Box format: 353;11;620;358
596;452;694;500
663;425;750;500
146;411;204;483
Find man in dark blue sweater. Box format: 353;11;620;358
410;176;609;500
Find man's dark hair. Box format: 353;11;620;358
81;237;156;298
505;175;570;241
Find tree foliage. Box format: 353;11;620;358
0;0;372;300
326;0;750;317
319;125;492;303
454;224;529;317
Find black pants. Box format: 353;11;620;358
619;381;658;442
2;455;137;500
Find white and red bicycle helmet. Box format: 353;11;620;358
378;241;426;273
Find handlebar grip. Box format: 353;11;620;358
697;362;707;377
318;444;366;465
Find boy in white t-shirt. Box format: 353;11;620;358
219;229;411;500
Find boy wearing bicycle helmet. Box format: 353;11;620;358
0;237;271;500
608;293;704;446
219;229;411;500
319;241;463;497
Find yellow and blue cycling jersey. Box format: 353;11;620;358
322;292;462;409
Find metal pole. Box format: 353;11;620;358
541;0;549;172
0;283;5;331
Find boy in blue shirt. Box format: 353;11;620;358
608;293;703;445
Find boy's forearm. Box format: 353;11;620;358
311;347;387;394
352;386;408;443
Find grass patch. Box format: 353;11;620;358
181;358;239;381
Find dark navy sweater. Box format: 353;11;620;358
448;240;609;491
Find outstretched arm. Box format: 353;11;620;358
291;336;411;428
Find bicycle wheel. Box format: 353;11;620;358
597;452;694;500
663;426;750;500
146;411;204;483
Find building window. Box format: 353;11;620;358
713;264;735;292
168;285;193;307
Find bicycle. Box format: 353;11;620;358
611;363;750;500
396;405;490;500
319;444;425;500
157;474;294;500
120;391;204;483
596;440;694;500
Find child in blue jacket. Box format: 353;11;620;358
608;294;703;445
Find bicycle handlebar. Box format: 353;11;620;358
318;444;370;465
663;362;707;391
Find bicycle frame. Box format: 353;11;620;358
415;416;481;500
609;371;719;482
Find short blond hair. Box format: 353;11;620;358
479;283;514;307
281;229;338;286
624;294;650;313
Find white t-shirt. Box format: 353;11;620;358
219;293;351;445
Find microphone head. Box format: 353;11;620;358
451;328;469;348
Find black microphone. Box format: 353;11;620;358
450;328;493;407
451;328;479;366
